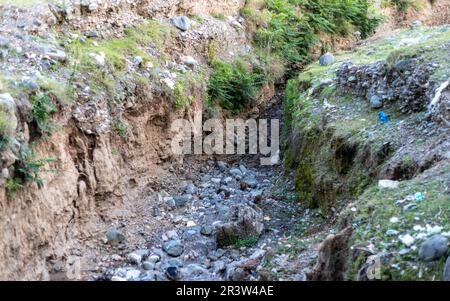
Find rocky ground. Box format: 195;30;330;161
81;100;330;282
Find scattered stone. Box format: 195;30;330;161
378;180;400;189
319;53;335;66
399;234;415;247
215;204;264;247
411;20;422;28
386;229;399;236
230;168;243;179
170;16;191;31
142;261;155;271
184;183;197;194
217;161;227;171
163;240;184;257
126;253;142;265
370;95;383;109
419;235;449;261
105;228;126;244
166;266;179;281
181;56;197;67
200;224;213;236
174;195;191;207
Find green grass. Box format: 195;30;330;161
211;12;227;21
235;236;260;248
112;119;131;138
66;20;172;96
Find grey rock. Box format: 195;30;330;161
86;31;99;38
419;235;449;261
242;176;258;189
20;77;39;92
184;183;197;194
217;161;227;171
147;255;160;264
444;256;450;281
215;204;264;247
165;197;176;209
180;264;209;279
411;20;422;28
0;36;9;48
163;240;184;257
170;16;191;31
105;227;126;244
142;261;155;271
133;56;143;66
125;269;141;280
45;48;67;62
127;253;142;265
370;95;383;109
319;53;335;66
182;56;197;67
200;224;213;236
229;168;243;179
386;229;399;236
174;195;192;207
213;260;226;274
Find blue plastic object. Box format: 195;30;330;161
378;111;390;124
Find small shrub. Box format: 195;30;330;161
235;236;259;248
173;79;195;109
207;58;266;112
14;144;55;190
211;12;227;21
5;179;23;198
30;92;58;135
112;119;131;138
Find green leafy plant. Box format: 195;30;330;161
30;92;58;135
13;144;56;191
254;0;382;74
207;58;266;112
112;119;131;138
5;179;23;198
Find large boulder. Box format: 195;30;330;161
215;204;264;247
418;235;449;261
444;256;450;281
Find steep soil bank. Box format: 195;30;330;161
0;0;255;280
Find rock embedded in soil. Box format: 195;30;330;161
215;204;264;247
105;228;126;244
419;235;449;261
